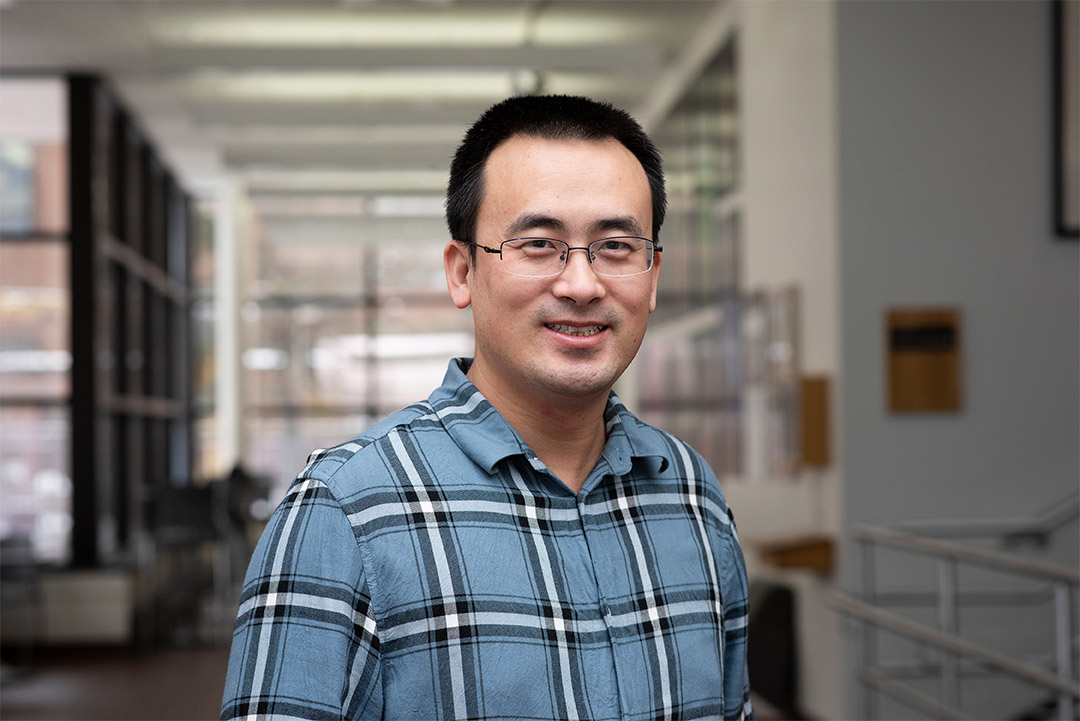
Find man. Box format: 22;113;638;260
221;95;753;721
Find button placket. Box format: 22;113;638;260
577;480;629;720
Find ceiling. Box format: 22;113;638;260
0;0;735;212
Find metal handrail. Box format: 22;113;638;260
834;592;1080;698
858;668;975;721
894;492;1080;540
840;523;1079;720
852;523;1080;584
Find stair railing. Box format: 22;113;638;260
834;518;1078;720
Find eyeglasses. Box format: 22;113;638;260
469;237;662;278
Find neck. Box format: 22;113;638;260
467;364;609;494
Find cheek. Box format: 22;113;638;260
481;274;543;309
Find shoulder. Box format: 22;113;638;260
290;400;444;498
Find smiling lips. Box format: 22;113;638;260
546;323;606;337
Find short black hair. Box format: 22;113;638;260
446;95;666;257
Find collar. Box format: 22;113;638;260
429;358;668;481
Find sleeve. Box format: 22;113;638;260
221;477;383;721
722;511;754;721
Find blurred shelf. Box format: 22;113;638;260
754;533;834;575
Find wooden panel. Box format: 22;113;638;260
887;308;962;413
799;375;830;467
756;534;834;575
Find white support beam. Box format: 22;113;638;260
213;180;246;474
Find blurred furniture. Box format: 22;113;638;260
748;581;801;719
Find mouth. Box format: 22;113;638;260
546;323;607;337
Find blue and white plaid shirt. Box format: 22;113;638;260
222;358;753;721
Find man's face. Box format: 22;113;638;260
444;134;661;408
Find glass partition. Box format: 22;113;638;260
0;77;71;564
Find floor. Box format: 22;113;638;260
0;645;231;721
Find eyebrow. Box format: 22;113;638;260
505;213;645;238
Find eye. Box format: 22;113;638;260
511;238;562;256
593;238;635;257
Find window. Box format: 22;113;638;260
0;77;72;564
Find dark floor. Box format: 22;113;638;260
0;645;230;721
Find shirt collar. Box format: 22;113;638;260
429;358;668;479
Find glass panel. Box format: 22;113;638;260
241;203;469;491
0;141;34;234
167;183;190;284
243;305;361;407
244;303;471;410
245;414;373;504
192;415;218;484
0;406;71;564
0;77;68;236
0;241;70;398
371;217;452;296
192;297;215;408
252;218;367;297
374;354;465;410
191;202;214;295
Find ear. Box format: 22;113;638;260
647;250;662;313
444;240;473;309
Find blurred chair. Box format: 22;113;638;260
0;534;41;670
748;580;802;719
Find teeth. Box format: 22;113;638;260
548;324;604;337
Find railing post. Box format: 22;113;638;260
1053;582;1073;721
937;558;959;711
860;538;879;720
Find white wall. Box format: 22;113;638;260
728;2;846;718
837;1;1079;717
742;0;839;376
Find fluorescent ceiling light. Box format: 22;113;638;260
153;12;632;48
243;169;449;193
184;70;620;104
251;195;445;218
185;72;516;102
205;125;466;146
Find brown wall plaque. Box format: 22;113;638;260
799;375;831;467
887;308;962;413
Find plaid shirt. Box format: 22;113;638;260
222;359;752;721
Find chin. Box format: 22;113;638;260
537;363;622;399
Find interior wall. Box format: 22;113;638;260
837;0;1078;530
836;0;1079;716
727;2;845;718
742;0;839;377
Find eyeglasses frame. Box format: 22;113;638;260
466;236;663;278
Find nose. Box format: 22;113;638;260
552;246;606;304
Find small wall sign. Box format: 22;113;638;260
886;308;962;413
